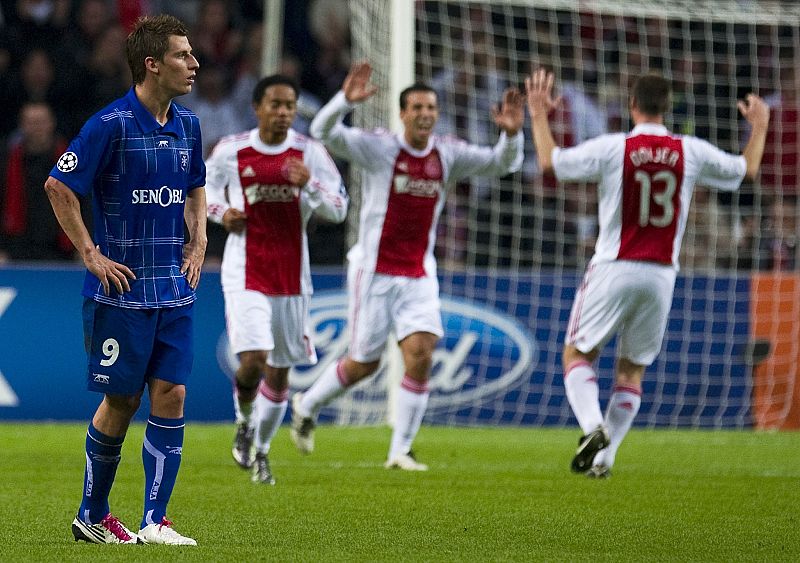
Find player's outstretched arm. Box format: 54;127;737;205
737;93;770;180
44;176;136;295
342;60;379;104
491;87;524;136
310;62;384;169
525;68;562;174
182;187;208;289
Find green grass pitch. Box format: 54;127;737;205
0;422;797;562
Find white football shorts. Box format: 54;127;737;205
566;260;676;366
224;290;317;368
347;266;444;363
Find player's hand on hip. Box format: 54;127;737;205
525;68;561;119
737;93;770;128
84;245;136;296
222;208;247;234
492;86;525;135
343;60;378;103
284;157;310;186
181;240;206;290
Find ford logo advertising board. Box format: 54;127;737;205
216;291;536;419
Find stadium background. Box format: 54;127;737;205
0;0;799;430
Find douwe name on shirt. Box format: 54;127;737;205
628;146;680;168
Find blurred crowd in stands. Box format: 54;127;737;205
0;0;350;264
418;4;800;272
0;0;797;273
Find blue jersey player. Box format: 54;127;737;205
45;15;206;546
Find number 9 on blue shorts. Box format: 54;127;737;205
82;299;194;394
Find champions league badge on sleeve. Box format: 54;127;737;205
56;152;79;173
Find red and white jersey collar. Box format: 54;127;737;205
248;128;299;155
396;131;436;157
628;123;670;137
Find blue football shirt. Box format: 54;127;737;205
50;87;206;309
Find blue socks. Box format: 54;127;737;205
79;423;124;525
141;416;184;528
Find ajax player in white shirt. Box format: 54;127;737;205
291;61;524;470
526;69;770;477
206;75;348;484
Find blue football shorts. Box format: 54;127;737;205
82;299;194;394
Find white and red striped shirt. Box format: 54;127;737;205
552;123;747;270
310;91;524;277
206;128;348;295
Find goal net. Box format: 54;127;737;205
320;0;800;429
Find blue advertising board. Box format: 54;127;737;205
0;266;752;427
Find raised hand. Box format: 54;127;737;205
342;60;379;103
525;68;562;119
737;93;770;129
491;87;525;135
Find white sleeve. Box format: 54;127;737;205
689;137;747;192
309;91;384;169
302;140;349;224
552;134;620;183
445;131;524;181
205;141;231;224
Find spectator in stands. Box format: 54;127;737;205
229;22;262;130
307;0;349;101
431;7;509;266
735;208;763;271
1;101;73;261
230;25;321;136
83;25;130;110
762;62;800;197
190;0;242;67
10;48;78;137
62;0;115;70
525;58;608;268
0;0;71;61
679;187;726;270
671;52;712;141
432;11;507;151
0;33;15;139
277;53;321;136
115;0;155;30
759;195;799;271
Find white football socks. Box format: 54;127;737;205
254;381;288;454
388;375;429;460
593;385;641;469
298;360;350;418
564;361;604;434
233;390;254;425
